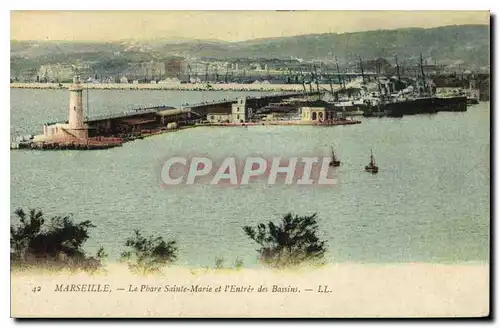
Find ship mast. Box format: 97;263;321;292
358;56;365;84
328;70;335;100
313;65;320;97
205;63;209;83
307;65;313;95
194;63;199;83
376;62;383;101
335;57;344;90
299;69;307;95
419;53;427;96
395;55;401;81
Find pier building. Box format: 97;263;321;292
231;97;248;123
300;107;337;122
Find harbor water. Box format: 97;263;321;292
10;89;490;267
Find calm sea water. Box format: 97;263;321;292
10;89;490;267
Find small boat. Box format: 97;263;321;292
365;149;379;173
329;147;341;167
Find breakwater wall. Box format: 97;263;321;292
11;82;338;92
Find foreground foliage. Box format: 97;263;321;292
243;213;327;268
10;208;103;272
120;229;178;274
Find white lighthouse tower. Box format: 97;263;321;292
67;75;88;140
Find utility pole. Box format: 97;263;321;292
86;80;90;120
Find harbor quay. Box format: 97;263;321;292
10;82;337;93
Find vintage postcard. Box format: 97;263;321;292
9;10;490;318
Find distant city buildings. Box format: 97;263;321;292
10;52;489;87
37;64;75;82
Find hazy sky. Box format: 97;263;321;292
11;10;490;42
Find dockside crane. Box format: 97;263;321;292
314;65;331;100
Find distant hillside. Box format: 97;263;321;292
232;25;490;66
10;24;490;77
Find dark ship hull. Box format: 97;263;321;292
434;96;468;112
382;96;467;117
467;98;480;105
330;160;341;167
363;109;390;118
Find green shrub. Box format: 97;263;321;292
120;229;177;275
243;213;326;268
